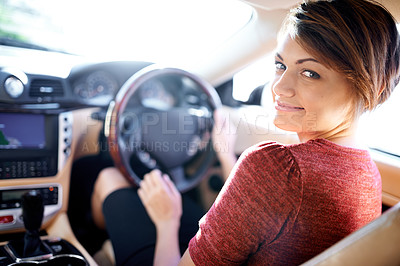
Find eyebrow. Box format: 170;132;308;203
275;53;320;64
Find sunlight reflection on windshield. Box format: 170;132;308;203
5;0;252;65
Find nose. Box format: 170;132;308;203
272;72;295;98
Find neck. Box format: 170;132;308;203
297;120;365;149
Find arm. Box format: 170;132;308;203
217;150;237;181
179;249;195;266
154;222;181;266
138;170;183;266
212;108;237;180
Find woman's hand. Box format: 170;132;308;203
138;169;183;266
212;109;237;154
212;108;237;180
138;169;182;231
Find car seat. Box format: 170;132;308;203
302;202;400;265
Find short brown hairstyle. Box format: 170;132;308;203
281;0;400;114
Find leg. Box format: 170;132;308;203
102;188;205;266
91;167;131;229
102;188;157;265
93;167;205;265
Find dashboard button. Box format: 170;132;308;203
0;215;14;224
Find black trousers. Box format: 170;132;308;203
103;188;204;265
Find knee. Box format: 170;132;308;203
93;167;131;204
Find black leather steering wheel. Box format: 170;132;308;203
105;65;221;192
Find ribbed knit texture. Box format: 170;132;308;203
189;139;381;265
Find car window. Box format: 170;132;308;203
233;54;400;157
358;87;400;156
0;0;253;65
233;55;274;102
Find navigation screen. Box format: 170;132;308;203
0;113;46;149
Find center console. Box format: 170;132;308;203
0;111;72;232
0;191;88;266
0;237;88;266
0;110;89;265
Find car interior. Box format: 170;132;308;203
0;0;400;265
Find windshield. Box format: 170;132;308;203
0;0;253;65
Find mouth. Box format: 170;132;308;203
275;100;305;112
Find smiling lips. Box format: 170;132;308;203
275;100;305;112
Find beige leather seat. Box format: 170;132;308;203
93;239;115;266
302;202;400;266
94;203;400;265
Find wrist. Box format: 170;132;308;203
155;220;180;233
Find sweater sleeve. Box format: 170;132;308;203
188;142;303;265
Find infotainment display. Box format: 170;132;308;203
0;113;45;149
0;112;60;179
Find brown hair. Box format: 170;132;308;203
281;0;400;115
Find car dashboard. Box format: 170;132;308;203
0;48;152;108
0;45;155;264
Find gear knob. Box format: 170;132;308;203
21;190;44;232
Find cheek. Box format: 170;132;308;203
304;94;352;130
273;112;305;132
301;112;319;132
298;93;333;130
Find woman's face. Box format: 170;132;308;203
271;35;354;140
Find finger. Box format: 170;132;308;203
147;173;169;198
149;169;162;178
142;169;161;190
148;169;163;188
137;187;147;204
144;172;156;188
163;174;180;197
158;174;172;194
140;175;152;194
213;109;223;129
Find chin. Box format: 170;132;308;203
273;115;303;133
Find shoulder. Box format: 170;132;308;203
286;138;374;167
244;140;287;154
230;141;302;193
237;141;296;171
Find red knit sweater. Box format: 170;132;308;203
189;139;381;265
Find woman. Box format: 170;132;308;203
92;0;400;265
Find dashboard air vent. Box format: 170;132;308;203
29;79;64;97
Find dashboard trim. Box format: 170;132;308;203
58;112;73;172
0;183;62;232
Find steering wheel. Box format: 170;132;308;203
104;65;221;192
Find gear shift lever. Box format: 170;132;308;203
21;190;45;257
5;190;52;261
3;190;88;265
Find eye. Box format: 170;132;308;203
275;61;286;72
302;70;320;79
